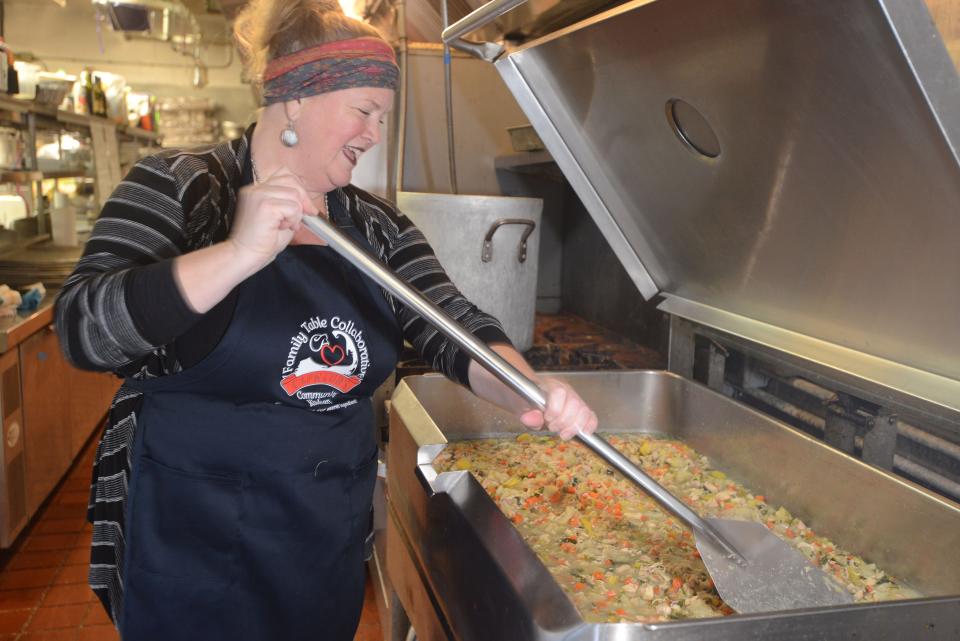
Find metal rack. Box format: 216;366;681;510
0;93;159;238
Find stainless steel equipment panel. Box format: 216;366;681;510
493;0;960;396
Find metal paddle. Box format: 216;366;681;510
301;214;854;613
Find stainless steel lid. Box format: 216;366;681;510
488;0;960;414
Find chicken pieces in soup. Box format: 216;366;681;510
433;434;918;622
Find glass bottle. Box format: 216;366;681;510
0;38;17;95
83;69;95;115
92;75;108;118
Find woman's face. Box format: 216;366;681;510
289;87;394;195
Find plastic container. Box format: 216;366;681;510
0;193;28;230
51;208;78;247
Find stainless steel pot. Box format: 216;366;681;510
397;191;542;351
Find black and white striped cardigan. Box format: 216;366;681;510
55;128;509;623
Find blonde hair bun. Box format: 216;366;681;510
312;0;344;12
235;0;382;83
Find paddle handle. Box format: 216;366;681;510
302;214;744;563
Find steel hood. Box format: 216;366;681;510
491;0;960;414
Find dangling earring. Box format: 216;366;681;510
281;98;300;147
281;119;299;147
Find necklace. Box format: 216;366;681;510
251;156;329;216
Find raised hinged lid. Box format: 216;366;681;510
492;0;960;414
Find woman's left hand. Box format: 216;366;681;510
519;378;598;441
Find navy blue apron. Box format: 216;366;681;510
119;213;401;641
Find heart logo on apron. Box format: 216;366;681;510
320;344;346;366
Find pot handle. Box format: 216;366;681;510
481;218;536;264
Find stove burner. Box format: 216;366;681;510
523;344;620;370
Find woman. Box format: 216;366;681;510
55;1;598;639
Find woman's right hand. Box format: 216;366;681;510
228;166;318;273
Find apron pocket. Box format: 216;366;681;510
347;448;379;543
129;455;243;584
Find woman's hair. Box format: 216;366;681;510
234;0;385;84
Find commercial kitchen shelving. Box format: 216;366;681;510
0;92;160;237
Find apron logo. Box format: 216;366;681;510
280;316;371;409
319;343;346;366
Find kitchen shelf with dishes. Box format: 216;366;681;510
0;94;159;140
0;92;160;290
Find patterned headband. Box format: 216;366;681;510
262;37;399;105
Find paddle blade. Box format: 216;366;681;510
695;518;854;614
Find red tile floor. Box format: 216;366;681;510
0;433;382;641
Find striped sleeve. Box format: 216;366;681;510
347;189;512;386
55;155;203;372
